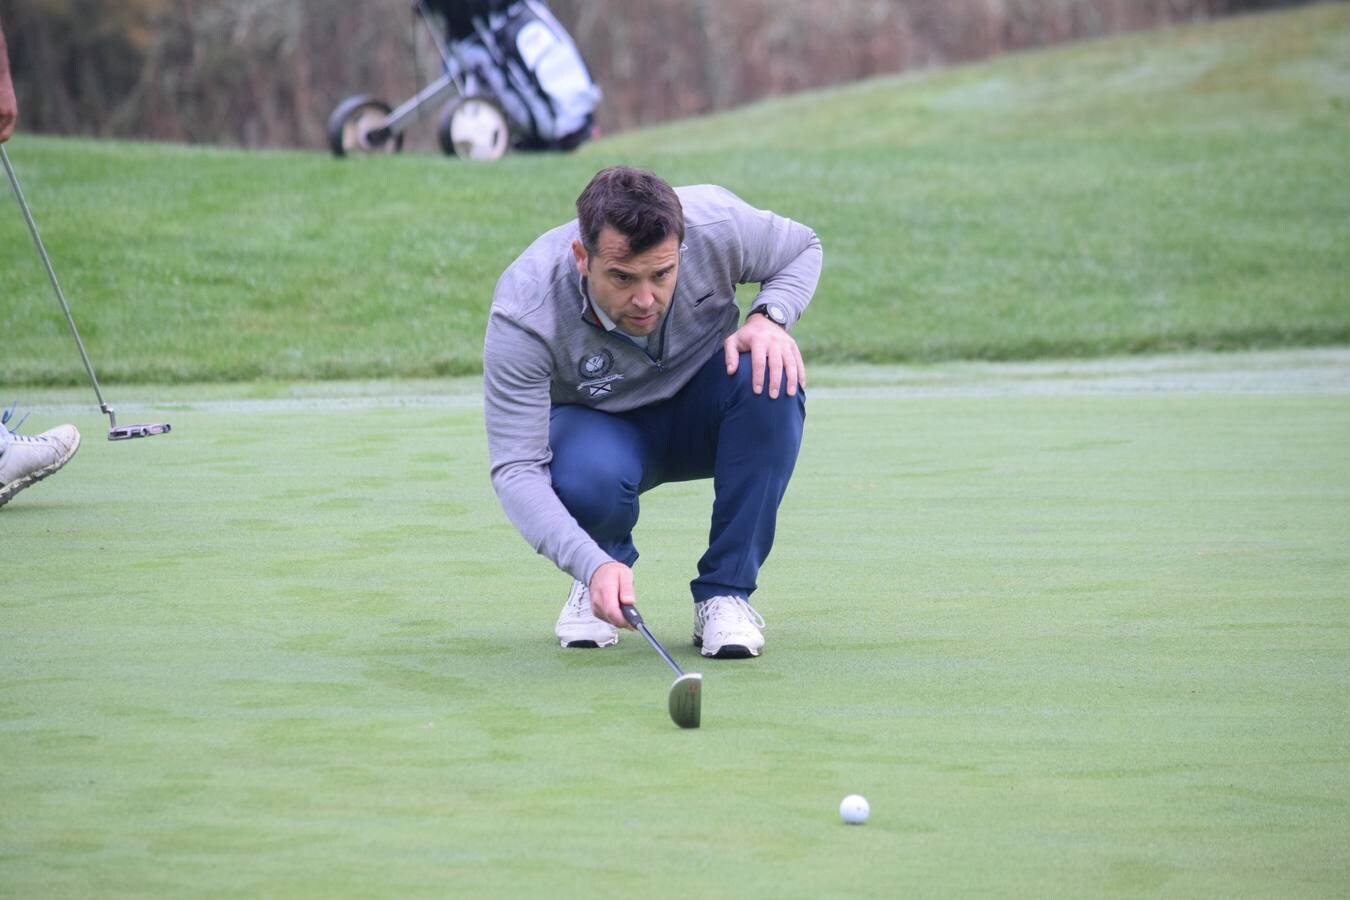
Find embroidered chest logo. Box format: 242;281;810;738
578;350;614;380
577;349;624;397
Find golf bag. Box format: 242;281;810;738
327;0;600;160
440;0;601;150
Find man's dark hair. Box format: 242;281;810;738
576;166;684;258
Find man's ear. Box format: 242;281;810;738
571;239;589;277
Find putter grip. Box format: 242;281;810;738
621;604;644;628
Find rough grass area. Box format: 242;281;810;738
2;355;1348;897
3;4;1348;385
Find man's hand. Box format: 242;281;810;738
0;26;15;145
589;560;637;629
723;312;806;399
0;75;15;144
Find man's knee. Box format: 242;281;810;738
548;410;642;534
550;444;641;534
727;353;806;422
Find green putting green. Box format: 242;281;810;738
4;355;1347;897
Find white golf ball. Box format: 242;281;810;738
839;794;869;825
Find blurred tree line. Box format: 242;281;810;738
0;0;1316;149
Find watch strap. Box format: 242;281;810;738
750;303;789;328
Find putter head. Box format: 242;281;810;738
108;423;171;441
668;672;702;729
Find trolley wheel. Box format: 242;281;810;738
437;96;510;161
327;95;404;158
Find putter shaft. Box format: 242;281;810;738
2;145;110;415
4;145;170;441
621;605;684;676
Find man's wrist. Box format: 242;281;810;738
582;552;619;588
748;302;789;329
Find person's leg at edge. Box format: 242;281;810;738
0;404;81;509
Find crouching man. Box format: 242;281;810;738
484;166;822;658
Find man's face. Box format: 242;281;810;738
572;226;679;337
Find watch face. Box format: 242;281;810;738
760;303;787;325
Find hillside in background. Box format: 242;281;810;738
0;0;1311;149
2;3;1347;385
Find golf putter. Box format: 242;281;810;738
621;604;702;729
2;145;170;441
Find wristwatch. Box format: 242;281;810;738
749;302;789;329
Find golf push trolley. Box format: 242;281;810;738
327;0;600;161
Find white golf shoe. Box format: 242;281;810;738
694;595;766;659
554;579;618;648
0;411;80;509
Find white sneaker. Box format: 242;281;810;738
0;411;81;509
694;595;766;658
554;579;618;648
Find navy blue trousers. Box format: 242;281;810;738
549;350;806;603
